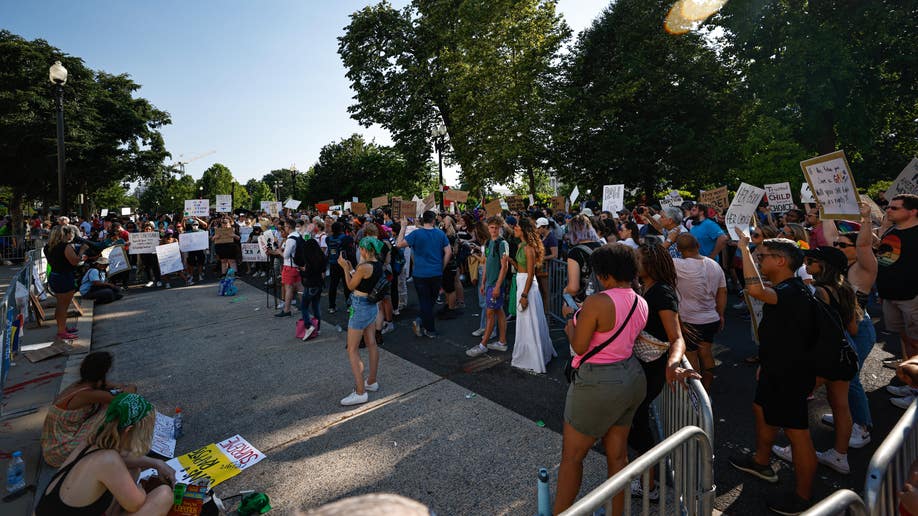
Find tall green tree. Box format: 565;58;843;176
139;172;198;214
196;163;250;210
244;179;274;210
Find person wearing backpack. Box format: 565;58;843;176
297;233;327;341
466;216;510;357
729;229;817;515
276;219;305;318
326;221;356;314
563;215;603;304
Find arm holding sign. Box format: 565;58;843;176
856;203;878;276
736;227;778;306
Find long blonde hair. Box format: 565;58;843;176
48;224;76;249
89;411;155;457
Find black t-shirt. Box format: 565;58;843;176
642;283;679;342
45;243;75;275
758;277;817;376
877;225;918;300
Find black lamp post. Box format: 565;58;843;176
290;164;297;201
431;123;447;210
49;61;68;214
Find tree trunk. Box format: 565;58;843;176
527;166;537;198
10;188;24;237
816;110;837;155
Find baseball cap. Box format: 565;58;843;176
580;208;594;217
804;246;849;271
535;217;549;228
505;216;518;226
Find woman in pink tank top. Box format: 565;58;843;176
555;244;649;514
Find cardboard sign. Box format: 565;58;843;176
725;182;766;241
184;199;209;217
120;207;131;216
156;243;184;275
216;195;233;213
397;200;416;220
444;189;469;203
179;231;209;252
551;196;566;212
764;182;794;213
167;434;265;488
128;232;160;255
699;186;729;213
602;184;625;213
101;246;130;276
213;227;236;244
505;195;526;212
800;182;816;203
485;199;503;217
801;150;860;219
100;209;109;217
421;192;436;213
351;202;368;215
284;199;301;210
241;243;267;262
260;201;279;217
569;186;580;204
886;158;918;199
372;195;389;209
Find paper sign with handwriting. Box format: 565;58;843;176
156;243;184;275
699;186;729;213
444;189;469;203
886;158;918;199
602;184;624;213
102;246;130;276
485;199;503;217
128;232;160;255
725;183;765;241
216;195;232;213
179;231;209;252
184;199;209;217
167;434;265;488
372;195;389;209
241;243;267;262
284;199;301;210
801;150;860;219
569;186;579;204
764;182;794;213
351;202;367;215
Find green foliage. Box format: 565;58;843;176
91;182;138;211
244;179;274;210
867;180;893;200
729;115;810;192
138;172;197;214
196;163;250;210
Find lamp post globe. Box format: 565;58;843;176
50;61;68;214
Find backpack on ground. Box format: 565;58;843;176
289;234;308;267
808;288;858;381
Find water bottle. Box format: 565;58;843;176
173;408;184;439
536;468;551;516
6;450;25;494
585;276;595;297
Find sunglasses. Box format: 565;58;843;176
886;206;903;211
833;241;854;249
751;232;761;238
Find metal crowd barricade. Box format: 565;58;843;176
0;234;28;264
1;250;36;407
803;489;867;515
546;258;568;325
863;399;918;515
560;426;715;516
655;357;715;443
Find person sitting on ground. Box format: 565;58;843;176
41;351;136;467
79;257;124;304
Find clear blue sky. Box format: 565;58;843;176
2;0;603;187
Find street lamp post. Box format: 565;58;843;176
199;186;204;199
431;123;447;210
49;61;68;214
290;164;297;201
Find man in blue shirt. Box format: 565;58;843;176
689;203;728;260
397;210;452;338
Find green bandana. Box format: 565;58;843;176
359;236;384;255
104;393;153;430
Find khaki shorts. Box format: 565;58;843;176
883;297;918;339
564;356;646;438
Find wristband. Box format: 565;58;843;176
521;293;528;298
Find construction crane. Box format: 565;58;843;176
173;149;216;174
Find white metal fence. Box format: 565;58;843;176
803;489;867;515
863;399;918;515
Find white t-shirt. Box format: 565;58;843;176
673;256;727;325
618;238;639;249
283;230;300;267
796;264;812;282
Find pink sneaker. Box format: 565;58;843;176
56;332;78;340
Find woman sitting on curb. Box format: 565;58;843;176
79;257;124;304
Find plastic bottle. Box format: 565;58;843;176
585;276;595;297
6;451;25;494
173;408;184;439
536;468;551;516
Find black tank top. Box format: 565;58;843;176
45;243;76;275
36;446;114;516
356;261;383;294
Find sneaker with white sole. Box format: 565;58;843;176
486;341;508;352
144;281;154;288
629;478;660;501
381;322;395;335
302;326;316;341
772;444;793;463
472;327;487;337
891;395;915;409
887;385;915;397
340;391;369;406
364;380;379;392
156;281;162;287
816;448;850;474
466;344;488;357
849;424;871;449
821;413;835;426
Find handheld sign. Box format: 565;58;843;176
485;199;503;217
120;207;131;216
214;227;236;244
505;195;526;212
128;232;159;255
241;243;267;262
444;189;469;203
399;200;417;220
886;158;918;199
179;231;209;252
101;246;130;276
725;182;766;241
551;196;566;212
100;209;109;217
239;226;253;243
351;202;368;215
800;182;815;203
699;186;729;213
569;186;580;204
800;150;860;219
156;243;184;275
216;195;233;213
284;199;301;210
372;195;389;209
602;184;625;213
184;199;209;218
764;182;794;213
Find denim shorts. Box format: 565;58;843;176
49;271;75;294
348;294;378;330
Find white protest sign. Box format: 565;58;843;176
239;226;253;243
329;204;342;212
156;242;184;275
184;199;209;217
167;434;265;488
602;184;625;213
886;158;918;199
284;199;301;210
344;201;352;212
260;201;280;217
569;186;580;204
128;232;160;255
179;230;209;252
101;246;130;276
216;195;232;213
725;182;766;241
800;182;815;203
120;207;131;216
151;412;176;458
352;197;359;202
100;209;109;217
764;182;794;213
800;150;860;219
241;243;267;262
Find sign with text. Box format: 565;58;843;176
725;182;766;241
444;189;469;203
351;202;367;215
216;195;232;213
179;231;209;252
699;186;729;213
156;243;184;275
485;199;503;217
284;199;301;210
886;158;918;199
800;182;815;203
241;243;267;262
316;203;329;214
213;227;236;244
569;186;580;204
764;182;794;213
184;199;209;218
152;412;176;458
372;195;389;209
239;226;253;243
551;196;566;212
398;200;417;220
128;232;160;255
801;150;860;219
120;207;131;216
167;434;265;488
390;197;402;219
260;201;279;217
505;195;526;212
602;184;625;213
100;209;109;217
101;246;130;276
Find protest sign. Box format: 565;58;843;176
352;197;359;202
184;199;209;218
167;434;265;488
372;195;389;209
764;182;794;213
485;199;503;217
316;203;329;214
351;202;367;215
179;231;209;252
239;226;253;243
120;207;131;216
284;199;301;210
551;196;566;212
329;204;342;212
725;182;766;241
569;186;580;204
800;150;860;219
744;292;765;344
800;182;815;203
390;197;402;219
128;232;159;255
399;200;417;220
100;209;109;217
699;186;729;213
101;246;130;276
506;195;526;212
260;201;279;217
343;201;352;212
152;412;176;458
241;243;267;262
156;243;184;275
214;227;236;244
602;184;625;213
886;158;918;199
216;195;232;213
444;189;469;203
422;192;436;211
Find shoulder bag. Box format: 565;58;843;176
564;296;639;383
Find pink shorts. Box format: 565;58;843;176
281;265;301;286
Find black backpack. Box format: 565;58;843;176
366;263;391;303
809;287;858;381
289;235;308;267
572;244;598;302
303;238;327;275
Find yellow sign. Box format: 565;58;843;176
167;435;264;488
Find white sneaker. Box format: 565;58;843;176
891;395;915;409
155;281;162;287
277;301;286;311
381;322;395;335
821;413;834;426
772;444;793;463
392;308;400;316
302;326;315;341
887;385;915;397
340;391;368;406
816;448;850;474
732;300;748;310
164;283;172;289
186;279;194;286
364;380;379;392
472;327;486;337
144;281;154;288
849;424;871;449
486;341;508;352
629;478;660;501
466;344;488;357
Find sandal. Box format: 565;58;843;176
56;332;78;340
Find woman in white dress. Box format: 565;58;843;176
510;217;557;372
